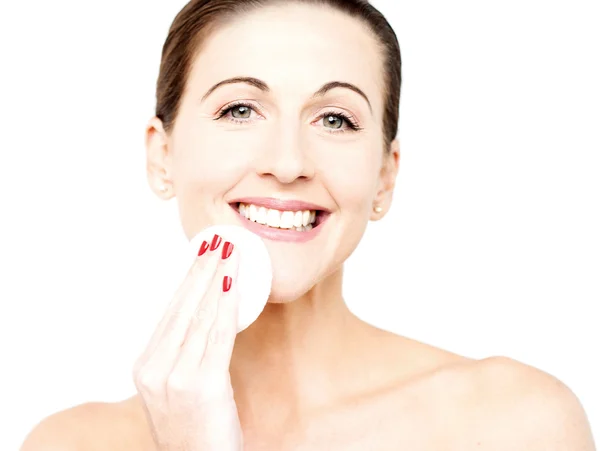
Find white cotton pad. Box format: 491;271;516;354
189;224;273;333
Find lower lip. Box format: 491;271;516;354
230;205;329;243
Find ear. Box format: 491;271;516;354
371;138;400;221
146;116;174;199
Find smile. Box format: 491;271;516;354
229;201;331;243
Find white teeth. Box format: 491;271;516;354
256;206;268;225
293;224;313;232
293;211;303;228
249;204;258;222
238;203;319;231
302;210;310;227
266;209;281;228
280;211;295;229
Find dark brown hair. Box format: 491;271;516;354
155;0;401;153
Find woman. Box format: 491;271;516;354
21;0;595;450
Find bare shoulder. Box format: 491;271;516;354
20;398;148;451
449;356;596;450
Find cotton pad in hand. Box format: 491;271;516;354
189;224;273;333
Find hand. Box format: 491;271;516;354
132;234;243;450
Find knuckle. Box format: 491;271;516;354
191;307;215;327
134;367;164;392
209;327;227;345
165;310;187;328
166;372;190;394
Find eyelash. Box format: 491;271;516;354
214;101;362;134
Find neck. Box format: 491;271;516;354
229;267;383;430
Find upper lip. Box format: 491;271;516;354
230;197;331;213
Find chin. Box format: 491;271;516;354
265;275;316;304
265;260;338;303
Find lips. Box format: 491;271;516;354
228;197;331;214
230;202;330;227
228;202;331;242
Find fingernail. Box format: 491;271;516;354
222;242;234;260
210;234;222;251
198;240;210;256
222;276;232;292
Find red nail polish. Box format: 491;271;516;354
210;234;222;251
222;242;234;260
222;276;232;292
198;241;210;256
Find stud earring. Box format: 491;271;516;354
159;185;168;193
374;206;383;213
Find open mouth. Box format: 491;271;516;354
229;202;330;232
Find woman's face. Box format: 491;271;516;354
147;3;399;302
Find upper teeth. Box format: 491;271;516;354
238;203;317;229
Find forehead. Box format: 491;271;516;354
187;3;384;111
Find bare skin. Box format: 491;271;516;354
126;333;474;450
20;327;595;450
20;3;595;450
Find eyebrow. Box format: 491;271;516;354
200;76;372;112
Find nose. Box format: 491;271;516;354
254;126;315;184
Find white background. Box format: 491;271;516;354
1;0;598;448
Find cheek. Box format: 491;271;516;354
318;149;379;210
173;132;256;188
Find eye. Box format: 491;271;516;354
324;115;343;129
214;102;362;134
214;101;257;124
323;115;344;129
320;111;361;133
230;105;251;119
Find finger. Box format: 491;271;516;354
138;235;224;367
202;244;241;372
137;265;197;363
174;241;240;376
142;235;226;361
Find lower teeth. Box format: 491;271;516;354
247;218;313;232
